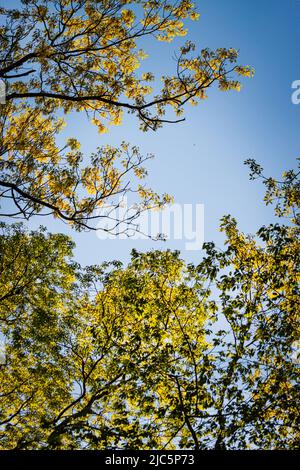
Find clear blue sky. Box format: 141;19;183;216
22;0;300;265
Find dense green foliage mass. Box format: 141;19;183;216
1;163;299;449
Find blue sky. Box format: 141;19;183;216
16;0;300;265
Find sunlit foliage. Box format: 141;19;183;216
1;163;298;449
0;0;252;230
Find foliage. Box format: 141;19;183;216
0;0;252;231
0;162;298;449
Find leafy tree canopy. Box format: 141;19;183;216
0;161;298;450
0;0;253;231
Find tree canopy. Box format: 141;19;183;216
0;0;252;231
0;162;299;449
0;0;298;452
